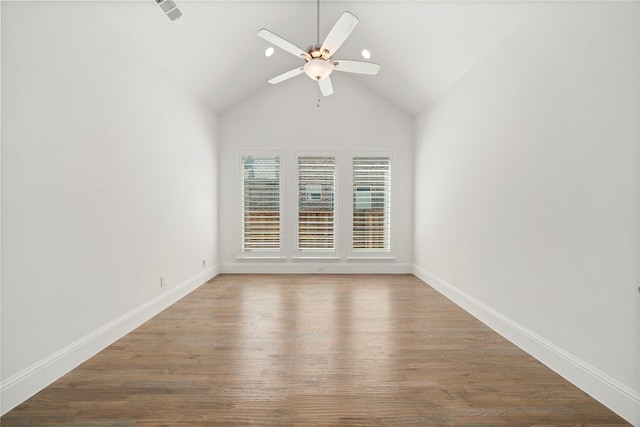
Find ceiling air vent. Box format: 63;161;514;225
156;0;182;21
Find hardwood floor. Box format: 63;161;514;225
2;274;630;426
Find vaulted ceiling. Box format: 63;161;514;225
101;1;537;116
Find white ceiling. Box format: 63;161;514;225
100;1;537;116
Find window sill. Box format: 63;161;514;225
347;256;396;261
236;256;287;261
291;256;341;261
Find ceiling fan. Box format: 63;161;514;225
257;1;381;96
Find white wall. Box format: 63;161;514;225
413;2;639;424
218;74;413;273
1;2;219;413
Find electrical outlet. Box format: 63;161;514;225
202;259;206;268
160;276;166;288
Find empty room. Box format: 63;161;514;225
1;0;639;425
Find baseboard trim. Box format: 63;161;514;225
412;265;640;426
219;262;413;274
0;266;219;416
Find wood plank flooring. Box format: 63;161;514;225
2;274;630;426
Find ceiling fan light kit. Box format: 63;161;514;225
304;59;333;81
257;2;380;97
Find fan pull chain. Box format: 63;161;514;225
317;84;322;108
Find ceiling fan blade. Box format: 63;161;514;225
318;76;334;96
268;67;305;84
320;12;358;59
331;60;381;75
258;29;308;59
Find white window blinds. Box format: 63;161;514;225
297;156;336;252
241;155;281;252
352;156;391;252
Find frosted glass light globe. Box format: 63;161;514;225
304;59;334;80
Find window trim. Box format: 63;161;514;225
237;150;284;259
294;151;339;259
348;151;394;259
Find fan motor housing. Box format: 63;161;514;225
306;44;330;61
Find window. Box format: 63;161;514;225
352;156;391;252
241;154;281;252
238;151;394;260
297;155;336;253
